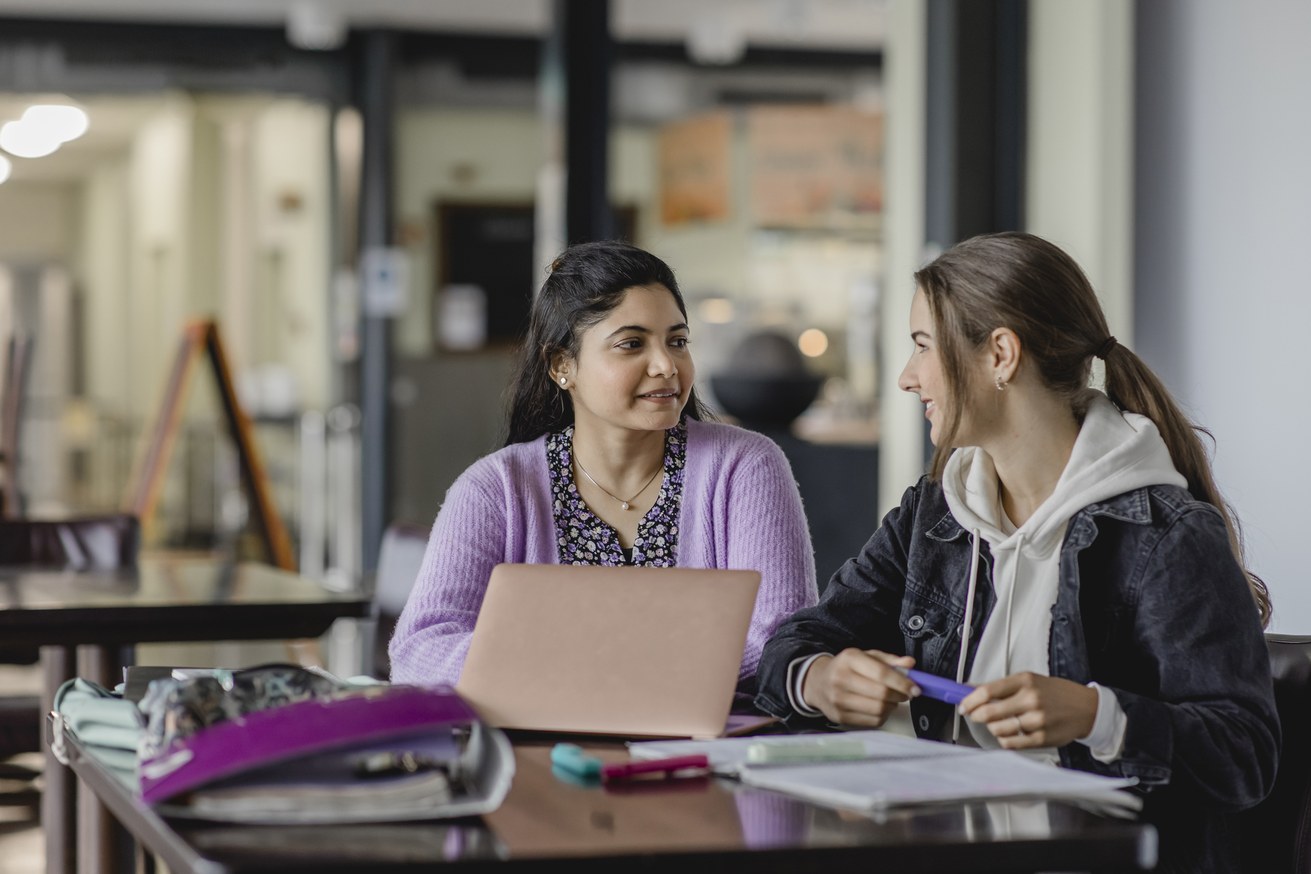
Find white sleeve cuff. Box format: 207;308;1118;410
1077;681;1127;762
787;654;828;717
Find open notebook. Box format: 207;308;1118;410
456;563;769;738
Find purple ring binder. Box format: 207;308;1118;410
138;685;480;805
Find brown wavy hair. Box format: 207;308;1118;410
914;232;1270;626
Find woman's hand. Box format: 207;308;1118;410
801;649;919;727
958;672;1098;750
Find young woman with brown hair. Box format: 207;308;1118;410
756;232;1276;872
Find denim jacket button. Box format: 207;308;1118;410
917;715;930;732
908;615;925;631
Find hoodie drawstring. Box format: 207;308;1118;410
1000;532;1023;678
950;531;1024;745
952;528;982;743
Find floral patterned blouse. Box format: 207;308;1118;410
547;420;686;566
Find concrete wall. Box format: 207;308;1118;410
247;98;334;411
1136;0;1311;631
1026;0;1133;344
877;0;928;515
79;160;131;413
0;181;78;263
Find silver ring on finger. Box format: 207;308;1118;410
1013;715;1026;736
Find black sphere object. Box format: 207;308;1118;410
710;330;823;429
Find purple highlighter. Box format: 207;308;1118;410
905;669;974;705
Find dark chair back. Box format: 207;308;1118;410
0;514;140;571
1239;633;1311;873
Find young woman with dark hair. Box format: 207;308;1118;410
755;232;1277;872
391;241;817;691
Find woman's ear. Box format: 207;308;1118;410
988;327;1021;384
548;351;572;386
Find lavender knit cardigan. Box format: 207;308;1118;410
389;418;818;687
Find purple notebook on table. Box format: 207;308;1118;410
139;685;481;807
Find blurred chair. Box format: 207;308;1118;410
1238;633;1311;873
0;514;141;575
0;514;141;788
366;521;428;679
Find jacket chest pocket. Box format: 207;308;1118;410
898;586;965;671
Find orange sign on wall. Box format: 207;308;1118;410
658;112;732;226
748;106;883;227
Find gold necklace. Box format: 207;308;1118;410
572;449;663;511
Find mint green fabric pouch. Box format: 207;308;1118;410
51;677;143;781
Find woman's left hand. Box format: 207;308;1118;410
958;673;1098;750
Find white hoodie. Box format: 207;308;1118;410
942;393;1187;759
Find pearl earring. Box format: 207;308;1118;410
559;376;567;386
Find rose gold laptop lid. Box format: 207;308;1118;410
456;564;762;738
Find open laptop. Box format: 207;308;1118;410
456;563;763;738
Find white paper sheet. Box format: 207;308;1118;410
628;729;978;775
737;750;1139;812
629;731;1139;812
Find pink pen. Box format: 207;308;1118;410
600;754;710;783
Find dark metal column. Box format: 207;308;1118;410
41;645;75;874
925;0;1027;247
561;0;613;243
76;645;136;874
922;0;1027;461
357;30;395;574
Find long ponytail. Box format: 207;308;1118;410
1102;344;1271;626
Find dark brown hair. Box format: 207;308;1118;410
914;232;1270;626
503;241;712;446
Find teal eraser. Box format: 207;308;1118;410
550;743;602;779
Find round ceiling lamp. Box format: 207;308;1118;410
0;120;61;159
23;104;89;143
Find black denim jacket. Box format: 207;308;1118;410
756;476;1278;871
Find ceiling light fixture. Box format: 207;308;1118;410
687;11;746;65
0;121;60;159
23;104;89;143
287;0;347;51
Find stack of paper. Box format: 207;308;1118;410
738;750;1138;812
629;730;976;775
629;731;1139;813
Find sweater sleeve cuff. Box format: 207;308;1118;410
1078;681;1127;762
787;654;828;717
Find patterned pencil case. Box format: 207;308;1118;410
135;665;514;824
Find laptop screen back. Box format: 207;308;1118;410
456;564;761;738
